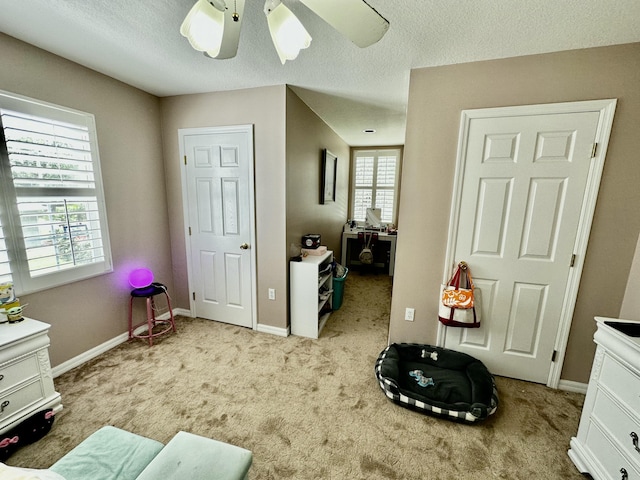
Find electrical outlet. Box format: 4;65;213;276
405;307;415;321
268;288;276;300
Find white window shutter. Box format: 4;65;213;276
0;217;11;285
0;91;112;294
351;149;401;224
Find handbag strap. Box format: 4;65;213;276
464;268;474;289
447;266;461;288
448;261;475;289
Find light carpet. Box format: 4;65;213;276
8;273;585;479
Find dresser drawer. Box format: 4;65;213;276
600;354;640;413
0;380;45;422
0;354;40;395
593;388;640;466
587;420;640;480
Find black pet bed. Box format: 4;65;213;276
375;343;498;423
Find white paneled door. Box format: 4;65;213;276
180;125;256;329
442;100;616;385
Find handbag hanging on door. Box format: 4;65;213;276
439;261;481;328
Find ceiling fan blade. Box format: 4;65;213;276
300;0;389;48
212;0;245;59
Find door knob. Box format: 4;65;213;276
240;243;250;250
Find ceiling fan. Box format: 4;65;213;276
180;0;390;64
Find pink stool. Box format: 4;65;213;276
128;283;176;346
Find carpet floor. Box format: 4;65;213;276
8;273;585;479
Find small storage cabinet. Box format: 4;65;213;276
0;317;62;435
290;250;333;339
569;317;640;479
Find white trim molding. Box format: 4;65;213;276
51;310;286;378
558;379;588;395
52;310;188;378
256;323;290;337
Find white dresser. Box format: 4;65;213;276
569;317;640;479
0;318;62;435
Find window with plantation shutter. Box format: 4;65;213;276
350;148;401;224
0;216;11;285
0;90;112;294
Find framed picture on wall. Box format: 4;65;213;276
321;149;337;204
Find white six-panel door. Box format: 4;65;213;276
180;125;256;329
442;101;616;385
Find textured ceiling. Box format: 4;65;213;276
1;0;639;146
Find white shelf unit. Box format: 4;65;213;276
290;250;333;339
0;317;62;435
569;317;640;479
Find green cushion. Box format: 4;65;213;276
136;431;252;480
50;426;164;480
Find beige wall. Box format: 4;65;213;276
390;42;640;384
621;235;640;321
285;88;350;261
159;86;288;330
0;34;173;367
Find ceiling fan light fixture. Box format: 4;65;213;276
264;0;312;64
180;0;226;58
300;0;389;48
209;0;227;11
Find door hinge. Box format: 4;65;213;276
570;253;576;267
184;155;187;165
590;143;598;158
552;350;558;362
192;292;196;300
188;226;192;236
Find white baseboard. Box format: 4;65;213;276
52;332;129;378
52;310;186;378
174;310;289;337
173;308;192;317
558;379;588;395
52;310;289;378
256;323;289;337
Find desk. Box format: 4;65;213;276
341;230;397;276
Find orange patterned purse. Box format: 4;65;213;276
439;261;481;328
441;262;474;309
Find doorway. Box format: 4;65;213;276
439;100;616;386
179;125;257;329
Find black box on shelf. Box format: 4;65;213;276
302;234;321;249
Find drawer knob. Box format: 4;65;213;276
621;467;628;480
631;432;640;453
0;375;4;382
0;400;8;414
